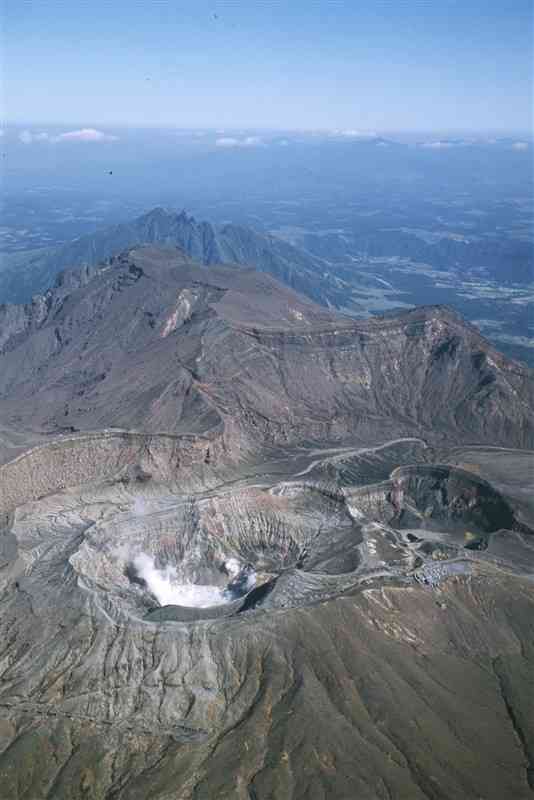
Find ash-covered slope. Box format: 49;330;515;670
0;207;347;306
1;247;534;800
0;246;533;468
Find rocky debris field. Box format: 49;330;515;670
0;248;533;799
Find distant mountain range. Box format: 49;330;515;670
2;206;530;372
299;227;533;284
0;207;355;306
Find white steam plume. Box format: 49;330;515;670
132;553;255;608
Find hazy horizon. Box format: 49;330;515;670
3;123;533;136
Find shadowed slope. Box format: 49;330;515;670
0;207;345;306
0;246;532;471
1;247;534;800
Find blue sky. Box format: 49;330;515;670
3;0;532;131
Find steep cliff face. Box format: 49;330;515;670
1;247;534;800
0;247;532;469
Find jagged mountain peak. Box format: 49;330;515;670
137;206;197;226
0;247;532;465
0;206;337;306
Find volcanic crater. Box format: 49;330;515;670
1;247;534;800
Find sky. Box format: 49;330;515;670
2;0;533;132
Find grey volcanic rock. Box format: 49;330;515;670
1;450;534;800
0;246;532;472
0;248;534;799
0;207;345;306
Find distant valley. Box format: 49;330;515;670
1;202;532;366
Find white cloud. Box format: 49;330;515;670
19;130;50;144
243;136;263;146
422;140;453;149
331;129;378;139
512;141;529;151
215;137;240;147
19;127;118;144
173;129;208;138
215;135;264;148
53;128;118;143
